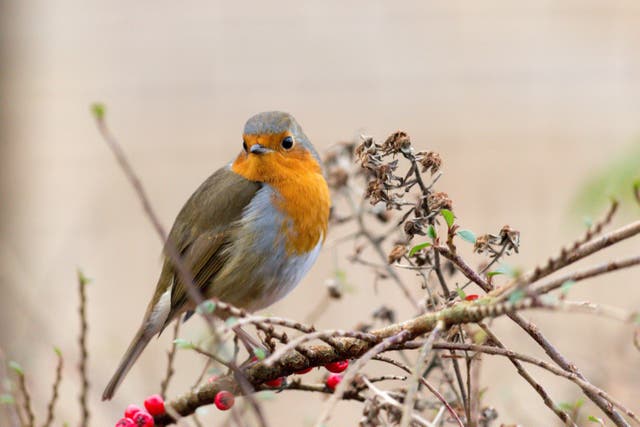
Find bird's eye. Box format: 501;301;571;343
242;140;248;152
281;136;294;150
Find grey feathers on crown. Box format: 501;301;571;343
243;111;322;166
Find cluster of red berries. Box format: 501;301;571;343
115;360;350;425
115;394;164;427
261;359;349;391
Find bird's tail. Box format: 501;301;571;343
102;324;155;400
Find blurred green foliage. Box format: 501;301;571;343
572;142;640;217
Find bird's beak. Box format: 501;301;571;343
249;144;271;155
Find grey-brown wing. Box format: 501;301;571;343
155;167;261;324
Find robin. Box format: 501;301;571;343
102;111;330;400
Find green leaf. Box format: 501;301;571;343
557;402;573;411
173;339;193;349
427;225;436;239
457;229;476;244
0;394;14;404
90;103;106;120
409;242;431;256
225;317;238;327
455;287;467;300
253;348;267;360
196;300;216;314
77;269;91;286
487;264;516;278
53;347;62;357
8;361;23;376
560;280;576;296
440;209;455;228
508;289;525;303
588;415;604;425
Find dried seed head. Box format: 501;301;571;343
418;151;442;175
382;131;411;154
404;219;423;236
427;191;453;211
387;244;407;264
499;224;521;254
325;278;343;299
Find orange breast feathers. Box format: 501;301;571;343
231;133;330;255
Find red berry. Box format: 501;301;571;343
115;418;135;427
326;374;342;390
325;360;349;373
143;394;165;416
214;390;235;411
132;411;154;427
465;294;479;301
124;404;142;419
264;377;284;388
295;367;313;375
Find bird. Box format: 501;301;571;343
102;111;330;400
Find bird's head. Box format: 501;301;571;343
231;111;323;183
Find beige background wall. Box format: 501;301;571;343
1;1;639;425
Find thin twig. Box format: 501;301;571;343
314;330;412;427
432;342;639;426
77;270;90;427
14;366;34;427
478;324;576;426
372;354;464;426
400;321;443;427
361;377;433;427
160;321;181;399
42;348;63;427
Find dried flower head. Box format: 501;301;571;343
382;131;411;154
427;191;453;211
387;244;407;264
418;151;442;175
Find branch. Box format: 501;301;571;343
155;297;556;424
77;270;90;427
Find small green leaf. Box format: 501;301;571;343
90;103;106;120
173;339;193;349
409;242;431;256
455;287;467;299
440;209;455;228
427;225;436;239
588;415;604;425
487;264;516;278
560;280;576;296
196;300;216;314
457;229;476;244
508;289;525;303
557;402;573;411
0;394;15;404
253;348;267;360
77;269;91;286
8;361;23;376
225;317;238;327
53;347;62;357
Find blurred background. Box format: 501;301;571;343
1;1;639;425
